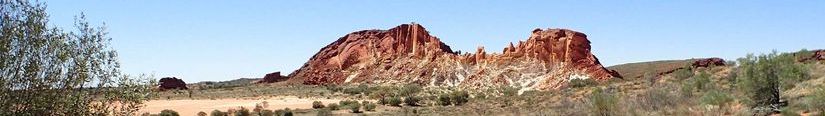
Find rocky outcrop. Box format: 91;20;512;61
256;72;290;83
287;23;620;90
798;50;825;62
692;58;726;67
158;77;187;90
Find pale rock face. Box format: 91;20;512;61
286;23;622;90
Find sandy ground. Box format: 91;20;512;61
140;96;342;116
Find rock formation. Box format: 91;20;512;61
287;23;621;90
256;72;290;83
158;77;187;90
798;50;825;62
692;58;726;67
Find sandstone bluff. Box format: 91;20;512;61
282;23;621;90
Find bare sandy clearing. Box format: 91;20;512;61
140;96;342;116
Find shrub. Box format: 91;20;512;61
339;100;358;107
197;111;207;116
159;109;180;116
327;103;339;110
387;97;402;107
450;90;470;106
274;108;292;116
258;109;274;116
569;78;598;88
235;107;250;116
404;96;421;106
736;52;806;110
0;1;153;115
635;88;679;111
672;68;694;80
316;109;332;116
210;110;226;116
700;90;734;106
807;87;825;113
437;93;452;106
588;88;619;116
399;84;422;96
312;101;325;109
364;102;377;111
349;102;362;113
325;85;343;92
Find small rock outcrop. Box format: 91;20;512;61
286;23;621;90
798;50;825;62
158;77;187;90
692;58;726;68
256;72;290;83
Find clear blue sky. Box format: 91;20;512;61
44;1;824;82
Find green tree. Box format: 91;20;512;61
736;51;808;111
0;0;152;115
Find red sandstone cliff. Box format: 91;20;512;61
287;23;620;90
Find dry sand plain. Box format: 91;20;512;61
140;96;342;116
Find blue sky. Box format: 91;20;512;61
44;1;824;82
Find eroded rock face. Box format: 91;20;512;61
158;77;187;90
798;50;825;62
287;23;620;90
692;58;726;67
256;72;290;83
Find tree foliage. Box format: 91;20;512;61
1;0;152;115
735;51;809;111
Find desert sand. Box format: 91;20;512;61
140;96;342;116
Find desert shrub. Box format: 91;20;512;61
142;112;152;116
339;100;358;108
736;52;806;111
569;78;598;88
387;97;403;107
235;107;250;116
257;109;274;116
500;86;519;97
0;1;153;115
364;102;377;111
325;85;343;92
437;93;452;106
197;111;207;116
450;90;470;106
587;88;619;116
349;102;362;113
377;97;388;105
806;87;825;113
312;101;325;109
327;103;339;110
274;108;292;116
159;109;180;116
700;90;734;106
672;68;695;80
635;88;679;111
368;86;397;99
404;96;421;106
210;110;226;116
316;109;332;116
398;84;423;97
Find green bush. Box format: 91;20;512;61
210;110;226;116
327;103;339;110
159;109;180;116
672;68;694;80
364;102;377;111
808;88;825;113
736;52;807;110
349;102;362;113
398;84;422;96
387;97;402;107
235;107;250;116
274;108;292;116
450;90;470;106
312;101;325;109
339;100;358;107
588;88;619;116
316;109;332;116
197;111;207;116
0;1;153;115
257;109;274;116
569;78;598;88
404;96;421;106
377;97;388;105
437;93;452;106
700;90;734;106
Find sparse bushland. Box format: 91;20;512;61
0;1;153;115
274;108;293;116
349;102;362;113
315;109;332;116
404;96;422;106
569;78;598;88
587;88;619;116
210;110;227;116
235;107;251;116
363;101;377;111
387;96;402;107
327;103;339;110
